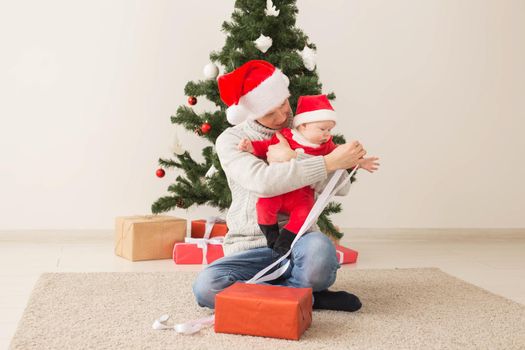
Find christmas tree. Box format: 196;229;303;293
152;0;355;240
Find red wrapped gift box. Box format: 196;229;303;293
173;240;224;265
335;245;358;264
215;282;312;340
191;219;228;238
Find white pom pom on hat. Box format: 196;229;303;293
226;104;253;125
218;60;290;125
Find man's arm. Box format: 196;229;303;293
216;129;328;198
295;151;339;192
301;140;358;194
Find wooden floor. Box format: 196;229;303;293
1;228;524;349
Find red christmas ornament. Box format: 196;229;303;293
156;168;165;178
201;122;211;134
188;96;197;106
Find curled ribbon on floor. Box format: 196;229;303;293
152;314;215;334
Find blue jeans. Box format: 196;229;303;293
192;231;340;309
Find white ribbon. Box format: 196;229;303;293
183;237;224;265
203;216;224;240
177;216;225;264
336;249;344;264
154;167;358;334
152;314;172;330
152;314;215;335
245;167;357;284
174;315;215;334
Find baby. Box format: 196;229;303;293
238;94;379;255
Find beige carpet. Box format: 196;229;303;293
9;268;525;350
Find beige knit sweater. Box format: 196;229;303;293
215;118;351;256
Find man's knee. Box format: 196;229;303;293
295;231;337;259
293;232;339;290
192;268;234;309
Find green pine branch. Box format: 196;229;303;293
318;202;344;240
184;80;223;108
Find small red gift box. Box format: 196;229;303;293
335;245;358;264
173;240;224;265
215;282;312;340
191;218;228;238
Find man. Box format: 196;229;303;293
192;60;366;312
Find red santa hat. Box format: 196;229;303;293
293;94;338;127
218;60;290;125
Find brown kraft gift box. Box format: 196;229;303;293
115;215;186;261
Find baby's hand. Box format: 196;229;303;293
237;138;254;153
358;157;380;173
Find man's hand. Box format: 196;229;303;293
358;157;380;173
324;141;366;172
237;138;254;153
266;132;297;163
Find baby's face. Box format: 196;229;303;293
297;120;335;144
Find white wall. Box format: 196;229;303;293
1;0;524;230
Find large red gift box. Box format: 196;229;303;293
335;245;358;264
173;241;224;264
191;219;228;238
215;282;312;340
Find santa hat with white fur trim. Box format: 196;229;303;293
218;60;290;125
293;94;337;127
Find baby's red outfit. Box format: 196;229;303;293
251;127;337;234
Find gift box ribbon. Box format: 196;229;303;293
183;236;224;265
182;216;225;264
203;216;225;240
336;249;344;264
